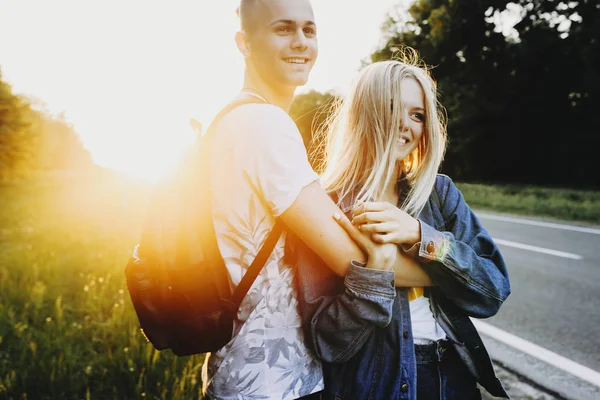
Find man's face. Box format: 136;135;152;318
247;0;318;91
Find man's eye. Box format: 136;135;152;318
303;27;316;36
277;26;291;33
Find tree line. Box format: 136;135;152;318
291;0;600;189
0;69;93;181
2;0;597;188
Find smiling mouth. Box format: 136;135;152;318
283;57;309;64
398;136;410;145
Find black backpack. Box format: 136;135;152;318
125;93;283;356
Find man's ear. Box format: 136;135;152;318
235;31;251;58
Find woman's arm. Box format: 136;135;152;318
280;181;432;286
405;176;511;318
291;199;428;363
350;176;510;317
294;212;397;363
224;104;430;283
296;245;396;363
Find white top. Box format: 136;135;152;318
202;103;324;400
410;295;447;344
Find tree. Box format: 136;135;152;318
0;69;37;180
507;0;600;186
371;0;600;188
290;90;338;171
34;112;94;170
0;68;95;180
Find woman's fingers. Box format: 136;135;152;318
371;232;395;244
352;201;392;217
358;222;394;234
333;213;370;251
352;211;387;225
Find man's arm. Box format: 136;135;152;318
281;181;433;287
393;246;433;287
222;104;431;285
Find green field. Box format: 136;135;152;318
0;172;206;399
1;172;598;399
457;182;600;224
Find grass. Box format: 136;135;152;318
457;182;600;224
1;172;597;398
0;172;206;399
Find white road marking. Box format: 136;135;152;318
493;238;583;260
477;213;600;235
472;320;600;389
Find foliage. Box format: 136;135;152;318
290;90;338;172
290;1;600;189
0;71;37;180
458;181;600;223
34;112;94;170
0;172;206;399
370;0;600;188
0;70;94;181
1;171;597;398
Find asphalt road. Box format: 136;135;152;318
474;211;600;399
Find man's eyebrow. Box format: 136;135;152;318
269;19;316;27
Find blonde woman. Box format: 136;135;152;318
297;57;511;399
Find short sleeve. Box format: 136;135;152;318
222;104;319;216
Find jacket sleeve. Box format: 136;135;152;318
295;238;396;363
403;175;511;318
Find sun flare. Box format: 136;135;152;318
0;0;403;183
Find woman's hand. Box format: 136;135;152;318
333;213;397;271
352;201;421;246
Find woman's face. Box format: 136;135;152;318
395;77;425;162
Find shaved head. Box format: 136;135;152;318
238;0;261;35
235;0;317;94
238;0;315;35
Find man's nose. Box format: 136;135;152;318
291;29;308;50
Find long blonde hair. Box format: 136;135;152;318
318;55;447;216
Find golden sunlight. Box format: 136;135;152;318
0;0;402;182
72;1;245;183
0;1;245;183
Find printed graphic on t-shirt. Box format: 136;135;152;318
203;104;324;399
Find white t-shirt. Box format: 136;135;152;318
202;103;324;400
409;295;447;344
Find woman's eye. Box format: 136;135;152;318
412;113;425;122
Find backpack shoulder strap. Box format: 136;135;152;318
200;91;269;143
230;220;284;308
199;92;284;308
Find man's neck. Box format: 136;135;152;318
242;71;296;112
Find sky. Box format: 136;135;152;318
0;0;410;180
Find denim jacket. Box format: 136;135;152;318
296;174;511;399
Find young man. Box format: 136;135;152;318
202;1;432;398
